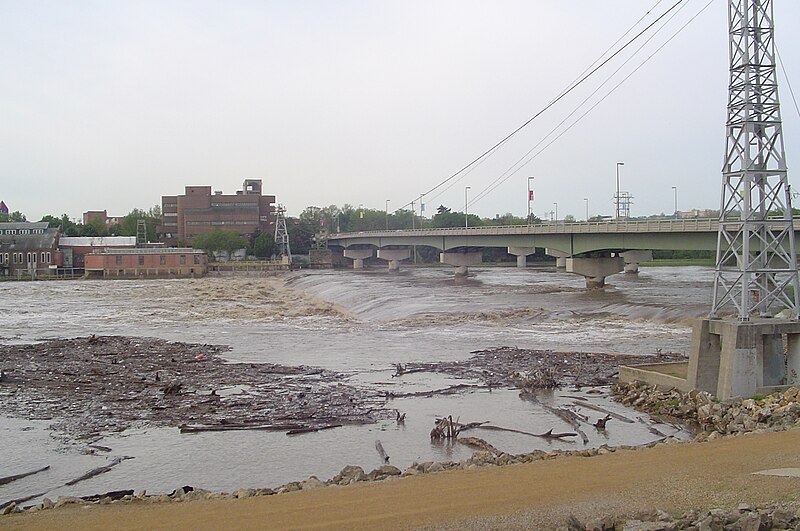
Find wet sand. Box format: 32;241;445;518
6;428;800;530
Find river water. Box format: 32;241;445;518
0;265;711;505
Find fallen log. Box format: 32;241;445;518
540;404;589;445
572;400;635;423
458;436;501;455
0;465;50;486
375;440;390;463
286;424;342;436
179;423;305;433
387;384;481;398
65;456;129;486
477;425;577;440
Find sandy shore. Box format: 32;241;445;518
5;428;800;530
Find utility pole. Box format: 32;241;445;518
711;0;799;320
615;162;625;220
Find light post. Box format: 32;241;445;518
465;186;471;228
527;176;535;225
671;186;678;217
616;162;625;220
584;198;589;221
553;202;558;223
385;199;390;230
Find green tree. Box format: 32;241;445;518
115;205;161;241
85;215;108;236
0;211;27;222
192;229;248;259
252;231;276;258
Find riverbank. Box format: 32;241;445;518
5;427;800;530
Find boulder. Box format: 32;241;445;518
330;465;366;486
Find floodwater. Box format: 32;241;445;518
0;265;711;505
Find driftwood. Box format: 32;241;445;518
0;465;50;486
458;436;501;454
395;410;406;424
594;415;612;430
179;423;305;433
375;440;390;463
430;416;462;440
388;384;481;398
477;425;577;440
572;400;635;423
391;363;428;378
637;417;668;437
65;457;129;486
0;491;48;510
285;424;342;436
540;404;589;445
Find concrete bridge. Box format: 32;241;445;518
327;218;800;287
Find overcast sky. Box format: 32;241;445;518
2;0;800;221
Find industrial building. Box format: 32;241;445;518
0;222;63;277
156;179;276;247
84;248;207;278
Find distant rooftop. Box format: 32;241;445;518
60;236;137;247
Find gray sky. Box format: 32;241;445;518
2;0;800;221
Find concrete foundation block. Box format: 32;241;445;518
546;249;570;269
343;249;373;269
621;250;652;274
377;248;411;272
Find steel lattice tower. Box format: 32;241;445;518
710;0;799;321
273;204;292;264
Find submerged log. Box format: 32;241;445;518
477;424;577;440
180;423;305;433
285;424;342;436
458;436;501;455
540;404;589;445
572;400;635;423
0;465;50;486
65;457;129;486
375;440;390;463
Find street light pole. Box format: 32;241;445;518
385;199;390;230
671;186;678;217
584;198;589;221
527;176;534;225
616;162;625;220
465;186;471;228
553;202;558;223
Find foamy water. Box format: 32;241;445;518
0;265;710;504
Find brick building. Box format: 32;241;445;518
156;179;276;247
59;236;137;268
84;248;207;278
82;210;123;227
0;222;63;277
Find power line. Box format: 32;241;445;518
394;0;689;212
469;0;709;208
776;46;800;122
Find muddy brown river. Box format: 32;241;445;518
0;265;710;505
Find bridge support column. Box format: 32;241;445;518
343;249;373;269
687;318;800;400
566;257;624;289
377;248;411;272
508;247;536;268
621;250;653;274
546;249;570;269
440;252;482;276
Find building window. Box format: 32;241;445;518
160;255;166;265
40;252;46;263
193;255;200;264
46;252;51;263
138;256;145;266
115;255;122;266
180;255;186;265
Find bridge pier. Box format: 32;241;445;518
343;249;373;269
566;256;624;289
621;250;653;273
687;318;800;400
546;248;570;269
440;251;482;276
507;247;536;268
377;248;411;272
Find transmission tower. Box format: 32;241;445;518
136;219;147;247
273;204;292;264
711;0;800;321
